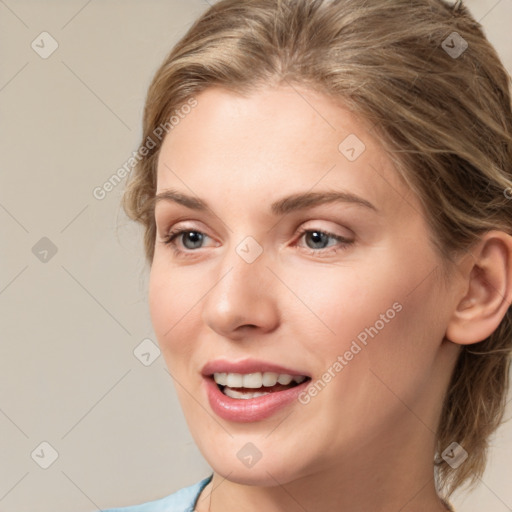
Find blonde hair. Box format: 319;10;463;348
123;0;512;499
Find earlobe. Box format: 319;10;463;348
445;231;512;346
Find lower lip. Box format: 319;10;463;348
203;376;310;423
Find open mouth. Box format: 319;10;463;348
212;372;311;400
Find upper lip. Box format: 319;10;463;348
201;358;310;378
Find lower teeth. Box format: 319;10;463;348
222;387;271;399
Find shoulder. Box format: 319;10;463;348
101;474;213;512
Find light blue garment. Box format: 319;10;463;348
100;474;455;511
101;474;213;512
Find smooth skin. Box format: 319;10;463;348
148;84;512;512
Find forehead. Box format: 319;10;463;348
155;85;417;218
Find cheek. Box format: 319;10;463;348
285;247;445;377
286;259;445;445
280;259;400;349
148;260;204;364
335;261;445;411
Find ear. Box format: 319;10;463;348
445;230;512;345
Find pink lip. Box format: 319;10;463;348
201;358;311;423
201;358;310;377
203;375;310;423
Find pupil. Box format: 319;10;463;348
184;231;203;249
307;231;327;249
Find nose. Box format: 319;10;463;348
201;244;280;339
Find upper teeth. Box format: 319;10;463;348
213;372;307;388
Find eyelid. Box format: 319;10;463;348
295;225;351;242
159;221;345;242
158;218;213;240
163;225;217;247
160;221;354;258
295;220;354;239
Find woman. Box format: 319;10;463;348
102;0;512;510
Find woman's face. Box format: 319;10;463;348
149;84;458;485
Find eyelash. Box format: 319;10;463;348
161;226;353;258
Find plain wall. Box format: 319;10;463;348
0;1;511;511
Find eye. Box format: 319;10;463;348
295;227;353;255
300;230;338;249
161;228;215;255
160;226;353;257
172;230;204;250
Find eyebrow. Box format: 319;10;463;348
153;189;378;215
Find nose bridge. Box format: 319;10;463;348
216;234;271;295
201;235;279;336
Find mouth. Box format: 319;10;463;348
210;372;311;399
201;359;313;421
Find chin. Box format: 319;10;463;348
202;447;309;487
215;465;299;486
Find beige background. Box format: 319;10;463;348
0;1;511;511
